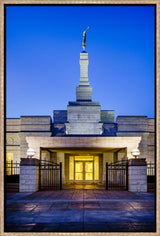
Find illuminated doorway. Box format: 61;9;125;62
69;156;99;183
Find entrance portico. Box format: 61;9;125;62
26;136;141;184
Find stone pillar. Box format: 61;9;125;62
128;158;147;192
20;158;40;192
57;152;65;184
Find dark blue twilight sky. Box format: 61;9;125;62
6;5;155;119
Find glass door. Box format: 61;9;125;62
85;161;93;181
75;161;83;182
70;157;99;183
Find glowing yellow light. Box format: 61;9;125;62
85;162;93;172
75;162;83;180
94;156;99;180
69;156;74;180
85;173;93;180
85;162;93;180
75;156;93;161
75;173;83;180
75;161;83;172
69;156;99;182
6;152;13;175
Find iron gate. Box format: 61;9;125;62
147;162;155;192
106;160;128;190
6;161;20;192
39;160;62;190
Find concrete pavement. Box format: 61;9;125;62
5;189;155;232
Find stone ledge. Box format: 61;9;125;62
128;158;147;166
20;158;40;165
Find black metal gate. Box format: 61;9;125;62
39;160;62;190
147;162;155;192
6;161;20;192
106;160;128;190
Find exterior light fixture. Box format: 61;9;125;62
131;149;140;159
27;148;35;158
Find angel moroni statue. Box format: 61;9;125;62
82;26;90;51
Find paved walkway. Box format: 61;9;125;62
5;190;155;232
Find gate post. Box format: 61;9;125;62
60;162;62;190
128;158;147;192
20;158;40;192
106;162;108;190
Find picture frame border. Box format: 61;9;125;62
0;1;159;235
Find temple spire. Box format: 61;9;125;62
76;52;92;101
75;28;92;101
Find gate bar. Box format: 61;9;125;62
106;162;108;190
126;161;128;190
60;162;62;190
39;162;41;190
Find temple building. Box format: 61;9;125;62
6;37;155;185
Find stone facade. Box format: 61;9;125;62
65;104;103;135
6;116;52;161
6;115;155;164
116;116;155;160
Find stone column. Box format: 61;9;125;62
19;158;40;192
128;158;147;192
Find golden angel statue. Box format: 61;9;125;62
82;26;90;51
